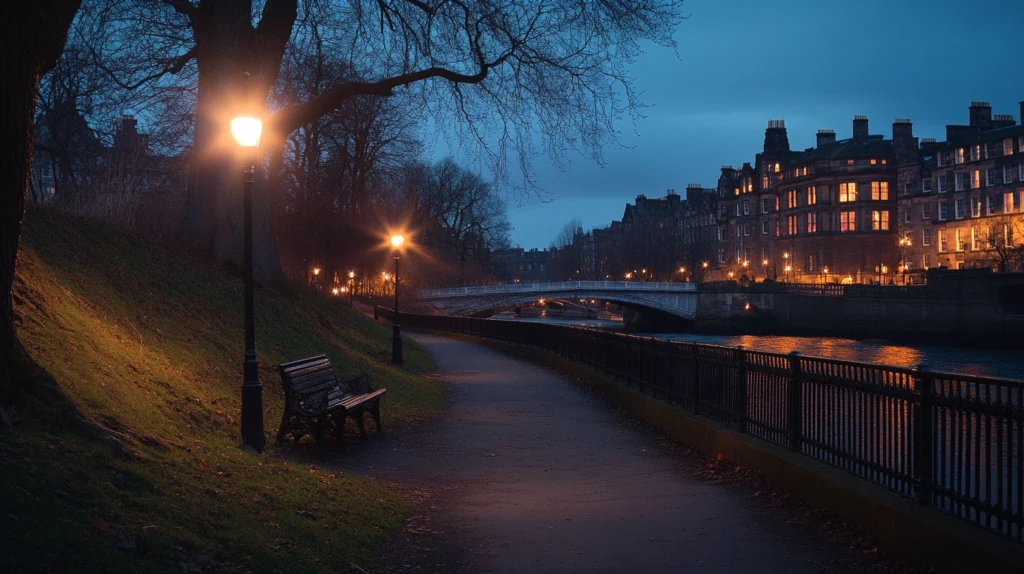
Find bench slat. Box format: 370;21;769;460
288;370;337;392
282;361;332;381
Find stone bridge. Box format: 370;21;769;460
416;281;698;320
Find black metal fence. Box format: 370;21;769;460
378;306;1024;543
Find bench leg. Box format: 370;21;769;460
315;416;327;461
276;413;291;443
371;401;382;433
354;410;367;438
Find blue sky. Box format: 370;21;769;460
497;0;1024;249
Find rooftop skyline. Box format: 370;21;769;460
498;0;1024;249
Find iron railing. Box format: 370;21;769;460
378;306;1024;543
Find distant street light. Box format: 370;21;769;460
230;73;264;452
390;234;405;366
348;271;355;307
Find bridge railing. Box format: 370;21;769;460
378;306;1024;544
418;280;697;299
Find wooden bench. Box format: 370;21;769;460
276;354;387;459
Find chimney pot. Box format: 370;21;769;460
853;115;869;142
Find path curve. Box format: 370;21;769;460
344;332;885;573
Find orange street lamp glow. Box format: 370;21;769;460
742;260;750;268
390;234;405;249
230;117;263;148
728;271;735;278
331;287;340;296
702;261;709;269
762;259;769;266
783;252;790;260
744;302;751;311
348;270;355;279
312;267;321;276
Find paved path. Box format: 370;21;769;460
344;333;880;573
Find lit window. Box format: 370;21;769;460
881;159;887;165
938;175;948;193
970;145;980;162
788;215;798;235
938;229;948;252
840;210;857;232
1005;192;1016;214
734;188;740;196
971;170;981;189
787;190;797;208
1005;138;1014;156
807;212;817;233
956;229;965;251
847;159;855;166
955;148;965;164
955;199;964;219
871;181;889;200
808;186;817;205
839;182;857;202
774;163;780;173
871;210;889;231
763;176;770;189
870;158;877;165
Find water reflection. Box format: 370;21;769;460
494;314;1024;381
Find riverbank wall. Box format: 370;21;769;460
694;269;1024;346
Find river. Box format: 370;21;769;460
493;312;1024;380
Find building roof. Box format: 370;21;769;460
786;137;894;165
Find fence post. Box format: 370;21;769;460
914;363;935;505
734;346;747;433
788;351;802;451
692;345;702;415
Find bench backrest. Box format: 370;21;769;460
279;354;337;395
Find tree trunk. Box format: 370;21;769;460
0;1;81;403
179;1;291;287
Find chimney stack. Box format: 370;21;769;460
763;119;790;155
892;118;917;162
969;101;992;130
853;115;869;142
816;129;836;147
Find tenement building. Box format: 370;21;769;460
763;117;899;283
898;102;1024;281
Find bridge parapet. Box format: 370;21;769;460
419;280;696;299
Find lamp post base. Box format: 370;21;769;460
392;324;403;366
241;353;264;452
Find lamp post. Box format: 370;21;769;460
390;234;405;366
898;236;912;285
230;75;264;452
348;271;355;307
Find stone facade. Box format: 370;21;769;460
897;102;1024;283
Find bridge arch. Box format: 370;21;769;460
417;281;697;320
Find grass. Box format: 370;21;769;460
1;208;443;573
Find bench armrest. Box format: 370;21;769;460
341;374;374;394
292;387;332;417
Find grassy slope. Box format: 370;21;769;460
1;209;442;573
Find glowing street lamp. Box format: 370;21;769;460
389;234;406;366
728;271;735;279
231;73;265;452
348;271;355;306
331;287;340;296
702;261;709;268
